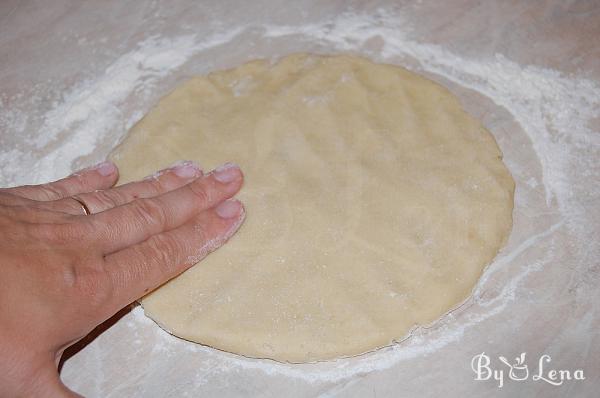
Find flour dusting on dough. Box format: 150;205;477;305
2;5;598;389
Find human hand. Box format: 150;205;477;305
0;160;245;397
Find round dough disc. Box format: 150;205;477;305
110;53;514;362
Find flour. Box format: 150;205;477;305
0;29;244;187
2;6;599;390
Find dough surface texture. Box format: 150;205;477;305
110;54;514;362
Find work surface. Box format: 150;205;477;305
1;1;599;397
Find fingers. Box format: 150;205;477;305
0;203;73;224
51;161;203;215
1;161;118;201
103;199;245;308
0;191;33;207
88;163;243;254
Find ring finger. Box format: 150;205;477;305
44;161;203;216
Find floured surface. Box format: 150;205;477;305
1;1;598;396
110;54;514;362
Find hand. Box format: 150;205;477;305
0;160;245;397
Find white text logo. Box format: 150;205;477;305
471;352;585;388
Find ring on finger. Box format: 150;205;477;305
72;196;91;215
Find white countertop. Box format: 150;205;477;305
1;1;598;396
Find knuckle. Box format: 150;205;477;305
92;190;123;210
142;178;165;196
39;182;70;199
149;233;182;258
115;249;151;289
187;182;211;204
55;254;113;308
131;198;168;228
147;234;186;272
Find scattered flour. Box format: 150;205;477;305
128;10;598;383
0;29;244;186
2;6;599;389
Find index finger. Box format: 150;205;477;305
103;199;245;309
87;163;243;254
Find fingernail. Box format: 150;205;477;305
94;161;116;176
171;160;201;178
215;199;242;219
213;162;241;183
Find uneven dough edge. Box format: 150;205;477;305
110;53;515;362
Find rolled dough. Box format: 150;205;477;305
109;53;514;362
